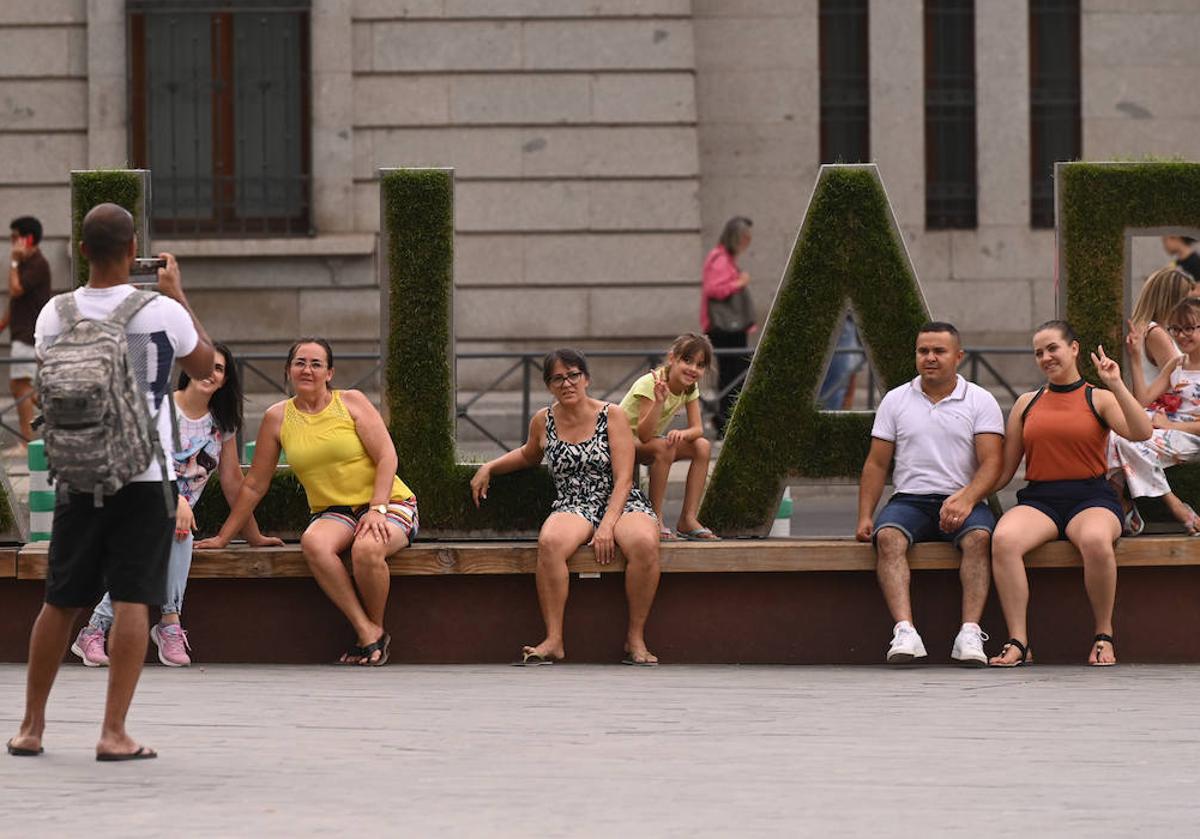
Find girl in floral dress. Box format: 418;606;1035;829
1111;298;1200;534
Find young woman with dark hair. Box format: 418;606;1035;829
73;343;282;668
470;348;662;665
988;321;1152;667
197;338;416;667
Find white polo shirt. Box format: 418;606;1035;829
871;374;1004;496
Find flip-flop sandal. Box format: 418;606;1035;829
1183;505;1200;536
337;644;366;665
1122;502;1144;536
674;528;721;541
659;527;676;542
621;653;659;667
96;746;157;762
514;647;559;666
989;638;1032;667
1090;633;1117;667
6;738;42;757
358;633;391;667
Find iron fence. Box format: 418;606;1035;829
0;347;1033;454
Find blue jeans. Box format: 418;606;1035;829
819;318;862;409
89;533;193;631
873;493;995;547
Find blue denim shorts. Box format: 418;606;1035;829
873;493;995;547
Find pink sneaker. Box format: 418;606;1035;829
71;625;109;667
150;623;192;667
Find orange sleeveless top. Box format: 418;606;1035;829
1022;380;1109;481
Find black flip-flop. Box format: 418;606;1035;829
1090;633;1117;667
337;644;366;665
6;738;43;757
96;746;157;762
989;638;1031;667
358;632;391;667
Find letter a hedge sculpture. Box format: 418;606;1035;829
700;165;931;536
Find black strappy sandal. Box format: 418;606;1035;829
1091;633;1116;667
358;632;391;667
990;638;1031;667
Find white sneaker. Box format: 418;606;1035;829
951;623;989;667
886;621;927;664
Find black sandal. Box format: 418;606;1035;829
990;638;1031;667
1091;633;1116;667
338;644;366;665
358;632;391;667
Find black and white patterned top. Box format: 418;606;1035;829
545;403;656;528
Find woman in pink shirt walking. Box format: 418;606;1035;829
701;216;755;437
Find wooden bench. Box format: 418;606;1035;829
0;548;15;579
6;538;1200;665
13;536;1200;579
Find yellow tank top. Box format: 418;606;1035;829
280;390;413;512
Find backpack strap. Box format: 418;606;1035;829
53;291;83;330
108;288;159;327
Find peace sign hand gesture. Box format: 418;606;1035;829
652;368;670;405
1126;319;1146;361
1091;345;1122;388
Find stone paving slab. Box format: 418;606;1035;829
2;664;1198;837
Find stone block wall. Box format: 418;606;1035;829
0;0;1199;395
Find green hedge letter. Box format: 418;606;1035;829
379;168;554;537
699;165;931;536
1056;160;1200;515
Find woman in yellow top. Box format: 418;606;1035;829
197;338;416;666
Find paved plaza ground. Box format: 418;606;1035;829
1;663;1198;836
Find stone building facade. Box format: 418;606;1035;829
0;0;1196;389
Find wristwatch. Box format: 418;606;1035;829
370;504;389;516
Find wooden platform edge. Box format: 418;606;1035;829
0;548;15;579
13;537;1200;581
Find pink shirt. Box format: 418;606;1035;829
700;245;742;333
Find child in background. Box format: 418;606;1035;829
618;333;719;540
1112;298;1200;534
72;343;281;668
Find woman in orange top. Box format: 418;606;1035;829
989;321;1152;667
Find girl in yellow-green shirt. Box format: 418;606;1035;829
617;333;719;541
197;338;415;667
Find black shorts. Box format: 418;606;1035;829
45;482;176;608
1015;478;1122;540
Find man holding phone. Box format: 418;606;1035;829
4;216;52;454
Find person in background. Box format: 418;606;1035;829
1163;235;1200;280
1;216;52;454
701;216;755;438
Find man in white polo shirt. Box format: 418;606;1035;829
855;322;1004;665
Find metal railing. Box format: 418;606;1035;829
0;347;1034;454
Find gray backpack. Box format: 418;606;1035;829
36;289;176;511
